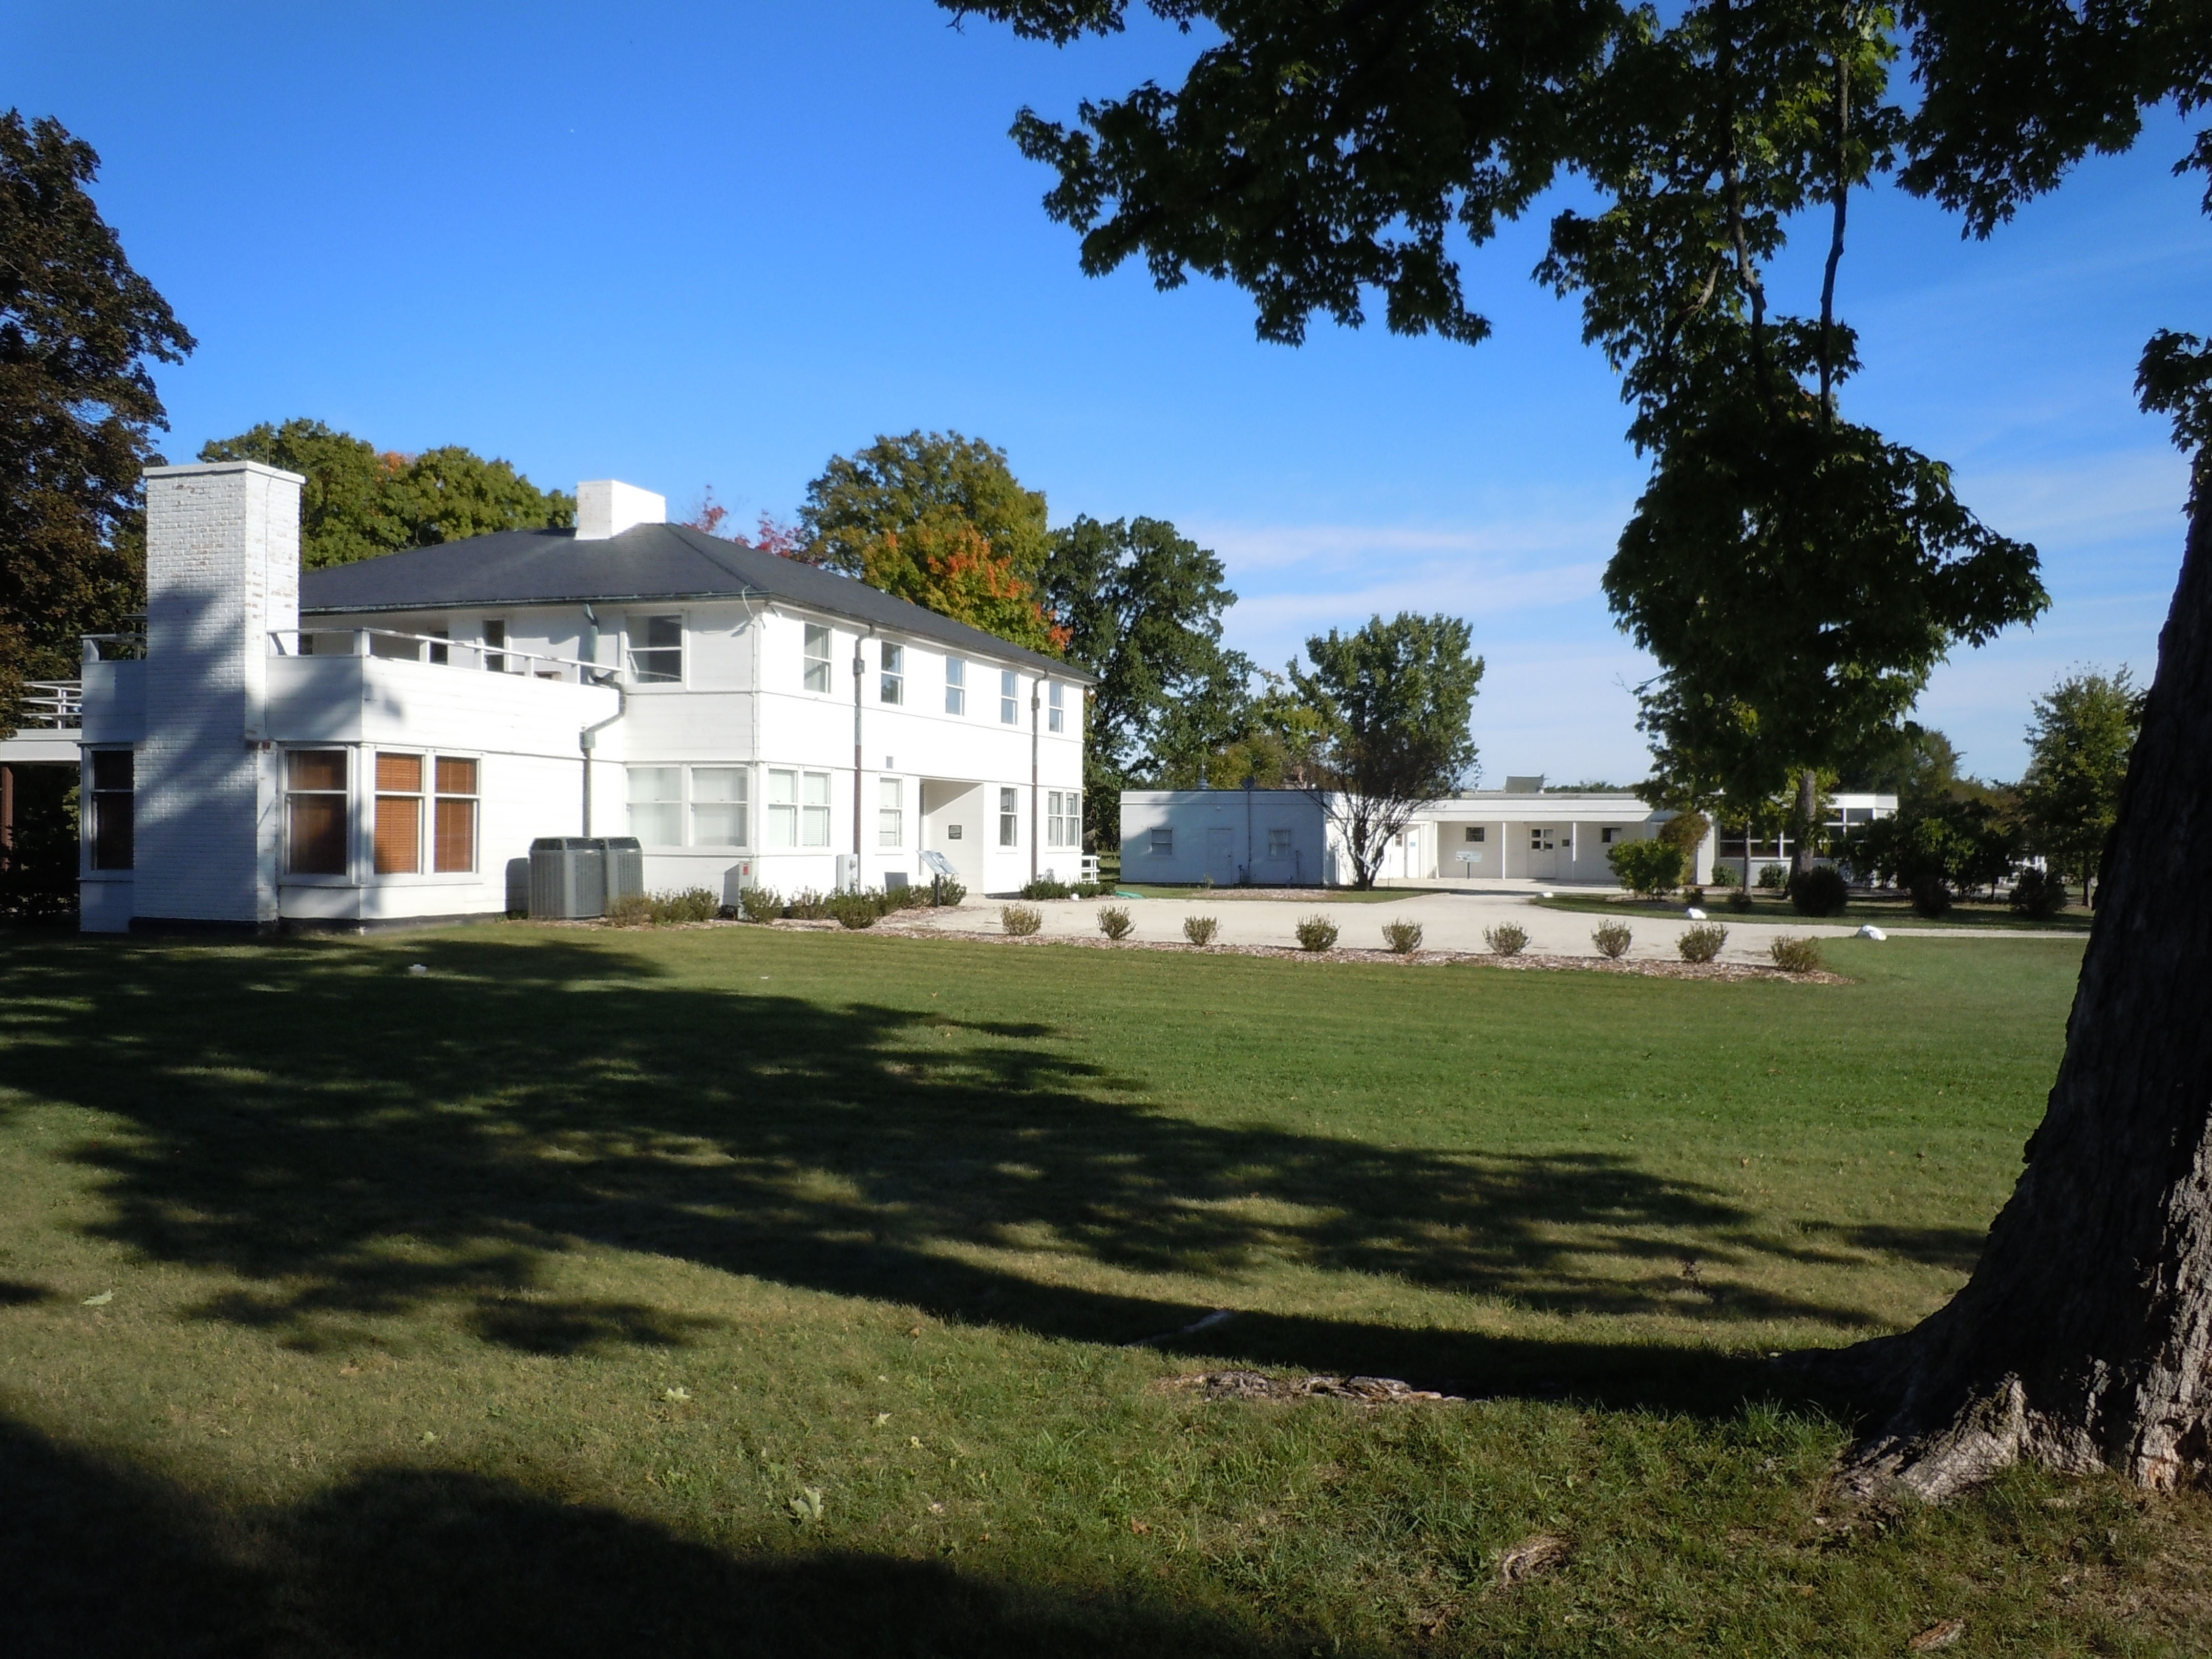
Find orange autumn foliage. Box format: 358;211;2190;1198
860;515;1068;655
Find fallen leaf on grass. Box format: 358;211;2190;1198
788;1487;824;1523
420;1431;437;1444
1496;1535;1569;1587
1130;1519;1151;1535
82;1290;113;1306
875;1412;892;1427
337;1363;361;1377
663;1386;691;1402
1910;1619;1965;1650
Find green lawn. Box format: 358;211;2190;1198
1534;889;2096;932
3;923;2205;1655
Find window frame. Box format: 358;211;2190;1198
879;776;904;847
879;640;904;705
284;748;352;878
801;769;832;846
1000;668;1018;725
1047;680;1065;733
689;765;750;849
373;751;427;875
998;786;1018;847
626;765;684;847
86;748;134;872
945;656;966;715
482;619;507;674
802;622;832;694
433;755;479;873
1149;826;1172;857
1266;826;1292;861
626;612;685;685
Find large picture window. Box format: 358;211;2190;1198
374;753;424;874
879;777;903;847
286;750;349;875
87;750;133;870
627;614;683;684
627;767;682;845
803;623;832;693
434;757;478;871
691;767;748;847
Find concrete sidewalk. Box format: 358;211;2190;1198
910;889;2080;965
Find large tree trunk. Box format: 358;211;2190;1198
1790;769;1821;879
1832;495;2212;1500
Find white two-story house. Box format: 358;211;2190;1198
74;462;1088;932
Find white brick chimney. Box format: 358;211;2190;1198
575;479;666;540
135;460;303;929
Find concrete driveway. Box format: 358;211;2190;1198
907;886;2073;965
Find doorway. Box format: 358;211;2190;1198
920;779;984;891
1205;825;1236;884
1528;824;1561;880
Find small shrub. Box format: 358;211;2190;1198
1097;905;1134;941
1607;838;1685;897
1295;914;1339;952
1591;921;1632;960
603;891;653;927
651;887;720;924
2009;867;2066;918
1483;923;1529;957
884;881;927;911
1769;934;1824;973
786;888;833;920
1710;863;1742;889
1729;887;1754;912
1789;864;1849;918
1022;877;1072;900
933;879;967;907
738;885;784;923
1001;904;1043;937
1683;887;1706;906
1909;878;1953;919
1756;862;1789;889
1381;918;1423;955
1677;922;1728;963
1183;915;1220;946
827;890;883;930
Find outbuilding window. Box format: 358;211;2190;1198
286;750;349;876
87;750;134;870
803;623;832;693
1601;826;1620;844
1464;826;1485;843
1150;827;1172;857
999;787;1018;847
1267;827;1292;860
945;657;966;715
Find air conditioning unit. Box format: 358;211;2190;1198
602;837;644;905
529;838;605;919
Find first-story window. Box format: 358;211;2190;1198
1047;680;1066;733
1266;827;1292;860
87;750;133;870
1149;826;1172;857
287;750;349;875
998;786;1018;847
1047;790;1080;848
1000;668;1018;724
627;614;683;684
879;777;904;846
1600;826;1620;844
628;767;682;845
880;641;904;704
691;767;748;847
374;752;425;874
803;623;832;693
768;769;832;847
434;757;478;871
945;656;966;715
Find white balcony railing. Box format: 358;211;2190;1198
13;680;83;729
268;628;613;685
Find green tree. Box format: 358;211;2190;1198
198;420;572;569
800;431;1049;585
1043;514;1238;843
2016;668;2142;909
1288;613;1483;889
1;110;193;736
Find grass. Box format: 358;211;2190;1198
4;923;2207;1655
1534;888;2095;932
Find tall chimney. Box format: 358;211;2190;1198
574;480;666;540
134;461;303;928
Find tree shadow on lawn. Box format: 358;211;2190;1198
0;1411;1332;1659
0;934;1901;1410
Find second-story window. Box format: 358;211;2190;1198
1048;681;1066;733
945;656;966;715
1000;668;1018;724
803;623;832;692
627;614;683;684
880;641;903;704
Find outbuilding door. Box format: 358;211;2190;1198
1528;825;1561;880
1205;825;1237;884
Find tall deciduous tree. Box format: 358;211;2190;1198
197;420;572;569
1289;613;1483;889
1;111;193;736
2016;668;2142;908
1043;513;1239;842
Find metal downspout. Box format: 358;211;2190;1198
853;629;871;887
1030;677;1041;885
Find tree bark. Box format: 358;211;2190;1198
1833;494;2212;1500
1790;768;1821;879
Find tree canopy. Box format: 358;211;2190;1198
1290;612;1484;888
2017;667;2143;906
196;420;573;570
1;110;193;733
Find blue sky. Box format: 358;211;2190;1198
9;0;2204;783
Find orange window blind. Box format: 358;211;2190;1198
376;752;422;793
374;752;423;874
435;756;477;796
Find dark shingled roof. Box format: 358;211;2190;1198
297;522;1087;679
